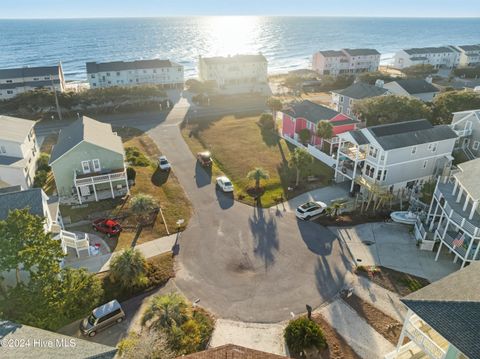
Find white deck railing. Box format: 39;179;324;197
404;320;446;359
74;169;127;186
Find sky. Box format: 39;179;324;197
0;0;479;18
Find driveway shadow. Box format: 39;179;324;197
297;220;336;256
195;162;212;188
215;188;234;209
248;206;279;270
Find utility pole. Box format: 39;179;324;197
50;75;63;121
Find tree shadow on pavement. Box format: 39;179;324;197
248;205;279;270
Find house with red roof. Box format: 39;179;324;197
280;100;359;162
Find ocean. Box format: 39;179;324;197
0;17;479;81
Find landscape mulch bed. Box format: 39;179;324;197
315;212;390;227
356;266;430;296
342;294;402;345
311;314;362;359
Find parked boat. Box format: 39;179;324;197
390;211;418;225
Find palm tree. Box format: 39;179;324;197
247;167;270;193
266;97;283;130
142;293;190;330
289;148;312;186
130;193;158;222
316;120;334;152
330;200;346;216
109;248;148;289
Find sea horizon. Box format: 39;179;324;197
1;16;479;81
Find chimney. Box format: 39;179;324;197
375;79;384;88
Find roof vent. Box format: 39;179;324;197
375;79;384;88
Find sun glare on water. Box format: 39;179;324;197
202;16;262;56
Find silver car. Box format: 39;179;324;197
80;299;125;337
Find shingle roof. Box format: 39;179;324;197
283;100;344;124
0;187;45;220
180;344;289;359
401;262;480;359
0;115;35;143
457;45;480;52
387;79;439;95
0;65;61;80
317;50;346;58
201;54;267;65
49;116;124;164
343;48;380;56
350;130;370;145
0;320;117;359
367;119;457;150
334;82;389;100
454;158;480;201
86;59;181;73
404;46;454;55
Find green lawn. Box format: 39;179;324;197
181;115;333;207
60;127;192;251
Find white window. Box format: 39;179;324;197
81;160;90;174
473;141;480;150
431;142;437;152
423;160;428;168
349;98;353;106
347;108;351;115
411;146;417;155
92;159;101;172
339;105;343;112
0;145;5;153
7;90;13;94
340;96;344;102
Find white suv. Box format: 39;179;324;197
216;176;234;193
158;155;171;171
295;201;327;220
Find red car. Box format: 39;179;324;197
92;218;122;237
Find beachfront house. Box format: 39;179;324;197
383;79;439;102
280;100;358;164
0;115;39;189
49;116;129;204
386;262;480;359
312;48;380;76
416;158;480;269
393;46;458;69
331;81;390;117
334;119;457;193
86;59;184;89
449;109;480;160
0;64;65;100
0;185;62;233
455;45;480;68
198;54;268;94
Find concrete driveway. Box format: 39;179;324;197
146;97;353;323
331;222;459;282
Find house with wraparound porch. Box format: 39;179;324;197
49;116;129;204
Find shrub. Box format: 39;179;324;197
284;317;327;356
126;146;151;167
298;128;312;144
118;330;175;359
453;66;480;79
36;153;51;172
145;253;174;288
401;277;424;292
33;170;48;188
258;113;274;129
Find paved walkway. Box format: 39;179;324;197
317;299;395;359
66;234;178;273
330;222;459;282
210;319;287;356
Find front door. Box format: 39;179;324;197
463;138;470;149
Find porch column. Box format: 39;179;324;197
435;241;443;261
456;187;464;203
109;178;115;199
452;179;458;195
473;237;480;261
335;138;342;183
92;184;98;202
463;234;475;269
76;186;82;205
396;310;413;352
430;202;442;231
350;146;359;192
463;195;470;211
469;200;478;220
125;175;130;195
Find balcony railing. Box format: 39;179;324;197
404;320;446;359
74;168;127;186
339;146;366;160
453;128;472;137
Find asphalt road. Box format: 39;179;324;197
147;97;353;323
